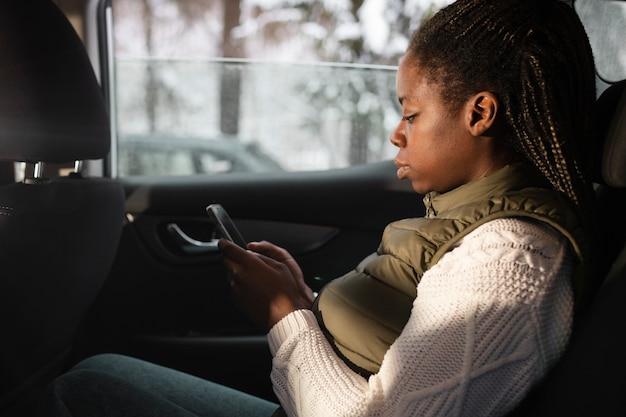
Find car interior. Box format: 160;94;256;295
0;0;625;416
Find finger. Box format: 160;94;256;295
219;239;255;264
227;270;236;286
247;241;291;261
219;240;286;271
222;254;248;278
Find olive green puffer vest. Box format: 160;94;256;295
312;164;587;376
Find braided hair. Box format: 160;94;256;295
407;0;596;225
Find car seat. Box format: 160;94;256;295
508;80;626;416
0;0;125;415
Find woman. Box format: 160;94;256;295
43;0;597;415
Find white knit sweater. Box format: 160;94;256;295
267;218;574;417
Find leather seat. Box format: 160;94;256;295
0;0;125;414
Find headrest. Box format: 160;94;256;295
597;80;626;188
0;0;110;164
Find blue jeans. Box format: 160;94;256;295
40;353;281;417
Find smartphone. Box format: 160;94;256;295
206;204;247;248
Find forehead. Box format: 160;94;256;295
396;55;441;103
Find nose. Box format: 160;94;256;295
390;121;406;148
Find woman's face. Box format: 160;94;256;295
390;55;500;195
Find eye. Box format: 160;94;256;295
402;114;416;123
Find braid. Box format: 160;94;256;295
407;0;596;224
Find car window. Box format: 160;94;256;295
575;0;626;84
109;0;455;177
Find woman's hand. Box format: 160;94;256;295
218;239;316;331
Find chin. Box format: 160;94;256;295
411;183;429;195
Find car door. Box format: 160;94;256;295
76;0;429;402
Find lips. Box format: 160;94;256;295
394;159;409;180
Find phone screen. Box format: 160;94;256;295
206;204;247;248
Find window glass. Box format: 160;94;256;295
575;0;626;83
110;0;455;177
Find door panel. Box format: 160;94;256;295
80;160;423;401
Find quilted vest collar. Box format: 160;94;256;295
424;163;551;218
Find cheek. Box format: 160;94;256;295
406;121;464;174
406;122;445;157
421;115;466;154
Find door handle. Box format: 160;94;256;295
166;223;220;255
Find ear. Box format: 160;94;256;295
467;92;499;137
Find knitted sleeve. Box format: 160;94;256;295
267;218;574;417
